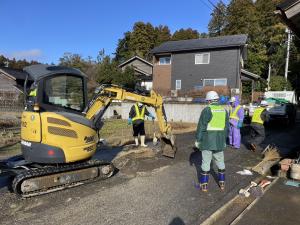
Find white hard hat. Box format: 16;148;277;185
229;96;236;102
260;100;268;106
205;91;219;101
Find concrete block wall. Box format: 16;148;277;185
102;102;213;123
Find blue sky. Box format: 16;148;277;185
0;0;229;64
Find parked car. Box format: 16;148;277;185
244;91;297;126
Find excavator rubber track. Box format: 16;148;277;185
12;159;115;198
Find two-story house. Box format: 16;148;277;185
150;34;249;96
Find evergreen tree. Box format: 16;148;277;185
225;0;259;37
59;53;86;70
113;66;136;89
269;75;292;91
0;55;39;69
154;25;171;46
128;22;156;60
225;0;267;76
208;1;227;37
115;32;133;63
255;0;286;77
171;28;199;40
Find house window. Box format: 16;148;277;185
159;56;171;65
175;80;181;90
195;53;210;64
203;78;227;86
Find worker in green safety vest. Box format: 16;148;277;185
128;102;155;147
195;91;229;192
249;100;269;152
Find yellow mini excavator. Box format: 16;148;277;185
0;64;176;197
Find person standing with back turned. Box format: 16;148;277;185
249;100;269;152
195;91;229;192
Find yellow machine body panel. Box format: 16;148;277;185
40;112;97;163
21;111;41;142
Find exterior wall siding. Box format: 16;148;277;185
152;64;172;96
171;48;240;92
0;75;20;101
0;75;17;90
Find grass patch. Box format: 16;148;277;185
99;119;196;139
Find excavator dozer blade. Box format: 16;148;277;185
161;134;177;158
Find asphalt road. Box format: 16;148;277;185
0;119;299;225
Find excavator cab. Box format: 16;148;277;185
23;65;88;114
20;65;97;164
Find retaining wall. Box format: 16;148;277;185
103;102;229;123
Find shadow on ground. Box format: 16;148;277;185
169;217;185;225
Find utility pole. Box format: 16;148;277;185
267;63;271;91
284;28;291;90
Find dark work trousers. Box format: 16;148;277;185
132;120;145;137
250;123;265;147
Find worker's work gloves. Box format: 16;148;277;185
127;118;132;125
149;113;155;120
237;121;243;128
195;141;200;149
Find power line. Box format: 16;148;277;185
199;0;213;11
208;0;226;15
207;0;218;10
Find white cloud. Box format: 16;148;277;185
10;49;42;60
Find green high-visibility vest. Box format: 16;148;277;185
229;105;241;121
207;105;226;131
29;89;37;97
251;107;265;124
132;104;145;121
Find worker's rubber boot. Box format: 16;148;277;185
140;135;148;147
200;172;209;192
218;169;225;191
134;137;139;146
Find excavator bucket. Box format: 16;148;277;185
161;134;177;158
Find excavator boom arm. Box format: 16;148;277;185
83;85;176;157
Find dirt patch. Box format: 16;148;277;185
111;146;158;176
0;143;21;159
115;148;156;160
100;120;196;146
171;122;197;134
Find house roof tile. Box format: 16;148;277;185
150;34;248;54
0;67;28;80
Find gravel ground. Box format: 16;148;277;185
1;114;300;225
